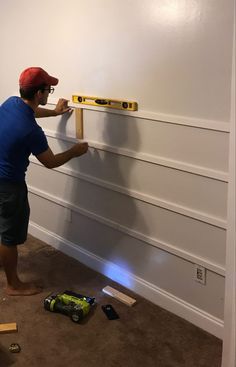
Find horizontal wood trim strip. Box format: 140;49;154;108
43;130;229;182
48;97;230;132
30;157;227;229
28;185;226;276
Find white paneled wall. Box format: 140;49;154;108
0;0;234;341
28;102;227;337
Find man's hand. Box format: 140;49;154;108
71;142;89;157
54;98;72;115
35;99;73;118
36;142;89;169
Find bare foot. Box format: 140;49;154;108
6;282;43;296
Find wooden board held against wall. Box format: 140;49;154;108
75;108;83;139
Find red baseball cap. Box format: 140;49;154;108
19;67;59;88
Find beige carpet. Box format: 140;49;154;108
0;235;222;367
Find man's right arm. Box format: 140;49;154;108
36;142;88;169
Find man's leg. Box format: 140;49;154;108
0;243;42;296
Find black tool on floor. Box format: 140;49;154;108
101;304;120;320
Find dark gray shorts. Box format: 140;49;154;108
0;181;30;246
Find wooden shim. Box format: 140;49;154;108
102;286;136;306
75;108;83;139
0;323;18;334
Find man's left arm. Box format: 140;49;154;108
35;98;72;118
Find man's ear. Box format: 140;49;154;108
36;89;44;98
35;89;44;103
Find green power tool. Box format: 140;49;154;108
44;290;96;323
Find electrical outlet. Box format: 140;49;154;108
194;264;206;285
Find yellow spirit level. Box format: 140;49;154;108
72;95;138;111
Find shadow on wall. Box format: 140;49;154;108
55;110;149;288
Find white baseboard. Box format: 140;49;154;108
29;221;224;339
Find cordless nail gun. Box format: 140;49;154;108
44;290;95;323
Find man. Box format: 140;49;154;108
0;67;88;296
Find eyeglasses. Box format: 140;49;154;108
43;87;55;94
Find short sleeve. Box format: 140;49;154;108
27;126;49;156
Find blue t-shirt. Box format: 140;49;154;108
0;96;48;182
